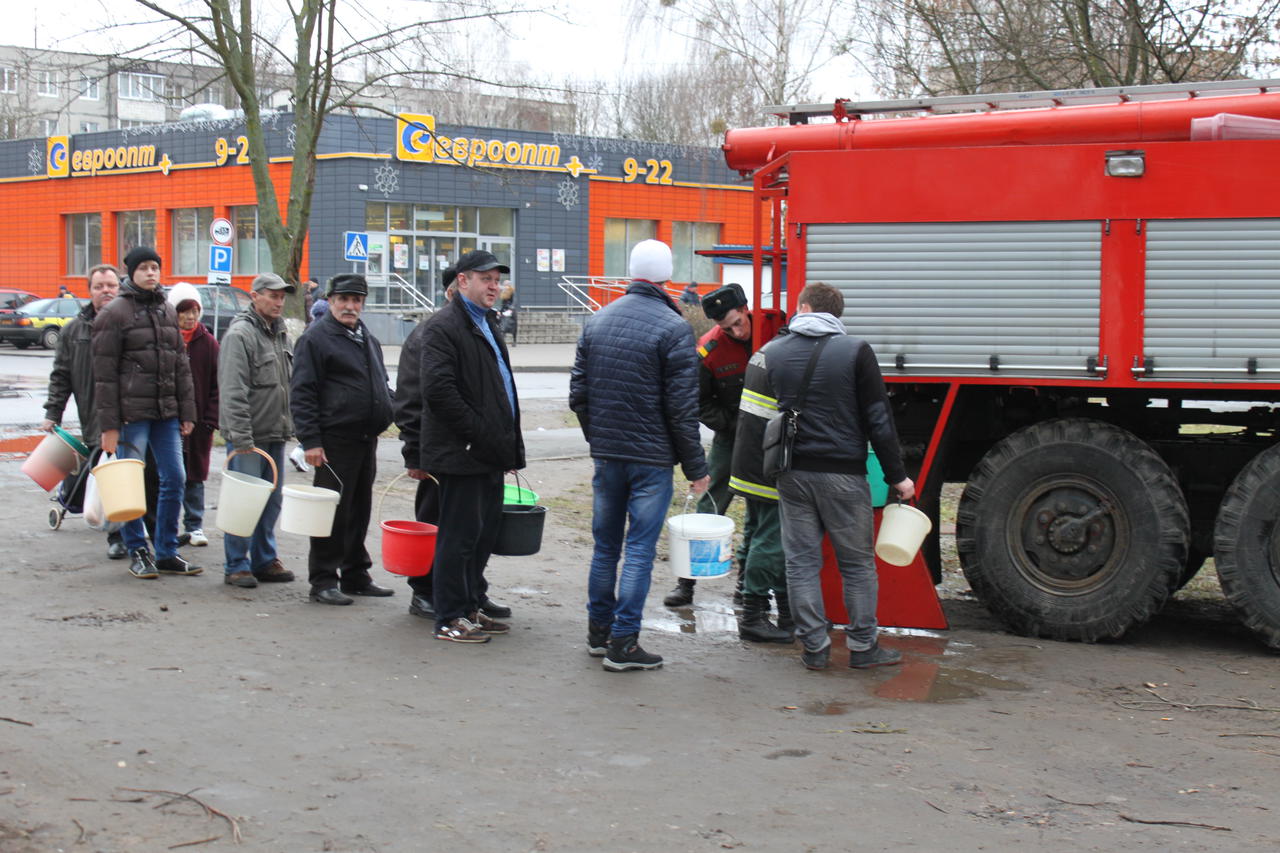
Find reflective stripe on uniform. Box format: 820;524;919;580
739;388;778;419
729;475;778;501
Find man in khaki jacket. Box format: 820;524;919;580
218;273;296;588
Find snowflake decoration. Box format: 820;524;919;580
286;123;296;150
28;143;43;175
374;162;399;196
586;154;604;174
557;176;579;210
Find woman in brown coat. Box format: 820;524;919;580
168;283;219;547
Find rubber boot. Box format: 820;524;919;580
774;585;795;632
738;594;793;643
663;577;695;608
732;560;745;605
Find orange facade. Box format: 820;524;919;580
1;162;297;298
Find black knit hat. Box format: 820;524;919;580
124;246;162;281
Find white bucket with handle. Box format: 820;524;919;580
216;447;279;537
667;494;735;580
280;463;342;537
875;502;932;566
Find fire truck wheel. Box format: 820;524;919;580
1213;444;1280;651
956;418;1188;642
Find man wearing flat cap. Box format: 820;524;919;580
291;274;395;605
218;272;298;589
418;250;525;643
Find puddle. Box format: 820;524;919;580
647;603;738;635
874;664;1026;702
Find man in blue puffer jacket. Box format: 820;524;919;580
570;239;710;672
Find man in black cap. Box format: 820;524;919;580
291;274;395;605
418;251;525;642
663;283;754;609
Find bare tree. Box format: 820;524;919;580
629;0;846;105
847;0;1280;98
617;57;773;145
123;0;524;306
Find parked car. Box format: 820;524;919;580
0;288;38;316
0;297;88;349
170;283;253;340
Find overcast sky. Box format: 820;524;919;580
17;0;871;105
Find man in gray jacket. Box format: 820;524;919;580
41;263;124;559
218;273;297;588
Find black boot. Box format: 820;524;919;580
603;634;663;672
738;594;793;643
662;577;695;608
774;585;795;632
587;620;611;657
733;560;745;605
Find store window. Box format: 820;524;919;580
117;211;156;266
66;213;102;276
232;205;274;274
603;218;657;278
671;221;720;283
171;208;213;275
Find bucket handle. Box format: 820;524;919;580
507;469;533;499
677;489;720;518
226;446;280;489
317;462;345;496
376;470;437;525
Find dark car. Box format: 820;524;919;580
0;297;88;349
174;283;253;340
0;288;38;316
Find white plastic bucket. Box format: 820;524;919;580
667;513;735;580
875;503;933;566
22;428;86;491
90;457;147;523
217;448;280;537
280;484;340;537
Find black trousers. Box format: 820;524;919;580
406;476;440;597
432;470;503;626
308;435;377;591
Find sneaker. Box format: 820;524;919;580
253;559;295;583
155;555;203;576
434;617;491;644
186;529;208;547
587;621;611;657
847;642;902;669
224;571;259;588
801;644;831;670
470;610;510;635
127;548;158;580
603;634;663;672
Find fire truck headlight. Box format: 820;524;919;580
1105;151;1145;177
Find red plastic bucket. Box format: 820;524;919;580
381;520;437;576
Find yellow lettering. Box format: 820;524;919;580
451;137;467;162
534;144;560;166
505;140;522;162
487;139;504;162
92;149;105;173
468;139;486;167
71;150;82;171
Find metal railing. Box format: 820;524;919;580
365;273;435;313
557;276;685;312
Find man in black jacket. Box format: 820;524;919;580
419;251;524;643
760;283;915;671
291;274;395;605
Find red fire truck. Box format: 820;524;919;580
723;79;1280;650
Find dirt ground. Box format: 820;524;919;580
1;437;1278;852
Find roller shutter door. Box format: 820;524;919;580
806;221;1101;377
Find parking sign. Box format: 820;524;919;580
209;244;233;273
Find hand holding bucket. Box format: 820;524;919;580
378;471;437;576
875;500;933;566
281;463;343;537
217;447;279;537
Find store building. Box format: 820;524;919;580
0;110;753;339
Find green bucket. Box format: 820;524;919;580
503;482;539;506
53;424;90;459
868;449;890;508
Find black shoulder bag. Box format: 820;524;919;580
762;335;830;481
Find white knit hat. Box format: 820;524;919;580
165;281;203;321
629;239;673;284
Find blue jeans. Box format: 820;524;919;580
586;459;674;638
118;419;185;559
182;480;205;532
222;443;285;575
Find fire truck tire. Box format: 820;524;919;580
956;418;1188;642
1213;444;1280;651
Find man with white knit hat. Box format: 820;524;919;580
570;239;710;671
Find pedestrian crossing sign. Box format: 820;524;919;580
344;231;369;262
